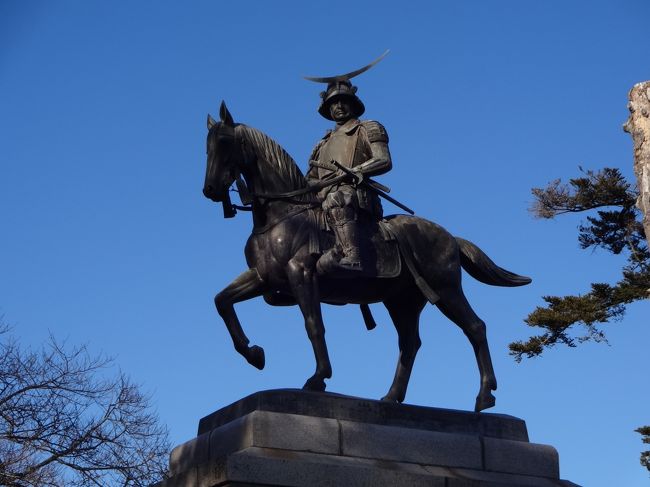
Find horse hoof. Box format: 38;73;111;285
302;376;326;391
474;392;496;412
246;345;265;370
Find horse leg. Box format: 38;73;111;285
286;251;331;391
381;293;426;403
214;268;267;370
436;286;497;412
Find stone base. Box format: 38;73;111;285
155;390;579;487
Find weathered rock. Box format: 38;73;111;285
624;81;650;247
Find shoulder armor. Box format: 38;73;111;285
361;120;389;144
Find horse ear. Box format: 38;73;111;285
207;114;217;130
219;100;234;126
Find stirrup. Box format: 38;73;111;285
339;252;363;271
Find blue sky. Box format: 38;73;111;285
1;1;649;485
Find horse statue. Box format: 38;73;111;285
202;102;531;412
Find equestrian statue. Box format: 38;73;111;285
202;53;531;412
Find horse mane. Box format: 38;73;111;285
236;124;313;202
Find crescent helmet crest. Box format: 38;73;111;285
303;50;390;84
303;50;389;121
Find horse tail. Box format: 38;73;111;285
456;237;531;287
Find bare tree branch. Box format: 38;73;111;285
0;325;170;486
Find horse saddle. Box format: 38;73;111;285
314;220;401;279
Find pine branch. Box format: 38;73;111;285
530;167;637;219
509;269;650;361
636;426;650;472
512;167;649;361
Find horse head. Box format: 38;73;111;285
203;101;241;207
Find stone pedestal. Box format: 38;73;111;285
155;390;579;487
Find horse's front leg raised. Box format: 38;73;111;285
286;252;331;391
214;268;267;370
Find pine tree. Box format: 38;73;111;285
508;167;649;473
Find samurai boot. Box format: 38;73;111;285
317;188;365;275
333;220;364;271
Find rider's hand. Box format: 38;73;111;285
351;167;364;185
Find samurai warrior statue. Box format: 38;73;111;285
305;52;392;273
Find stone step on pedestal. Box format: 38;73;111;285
196;389;530;441
154;390;580;487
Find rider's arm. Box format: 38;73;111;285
355;121;392;177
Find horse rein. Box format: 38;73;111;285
251;202;319;235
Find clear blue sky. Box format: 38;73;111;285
1;1;649;485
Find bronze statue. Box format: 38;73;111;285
202;57;531;412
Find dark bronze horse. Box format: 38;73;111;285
203;102;531;412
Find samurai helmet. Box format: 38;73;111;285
304;50;389;121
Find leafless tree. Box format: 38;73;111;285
0;324;170;486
